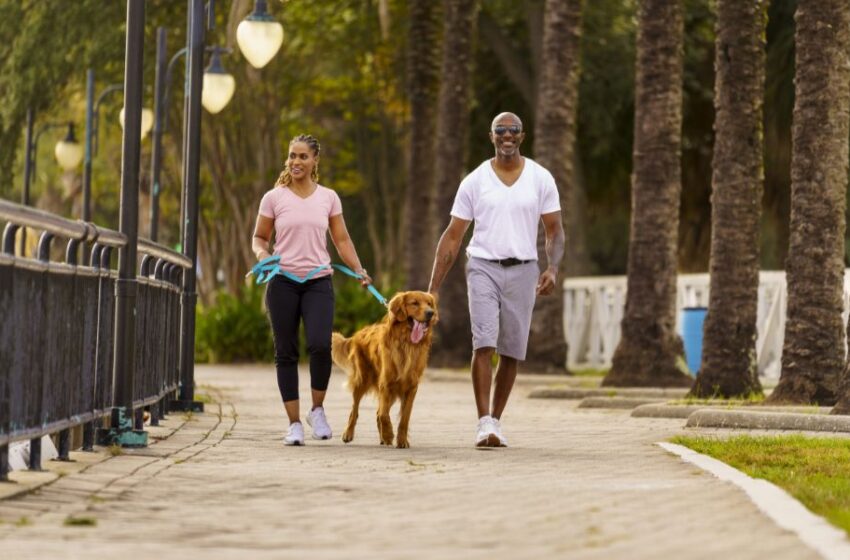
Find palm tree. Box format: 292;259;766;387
602;0;692;388
771;0;850;405
690;0;766;398
430;0;479;367
404;0;442;289
527;0;583;373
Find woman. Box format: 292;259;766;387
253;134;371;446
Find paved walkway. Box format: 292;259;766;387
0;365;822;559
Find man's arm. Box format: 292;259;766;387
428;217;471;294
537;211;565;296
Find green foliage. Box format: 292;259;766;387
195;283;273;364
672;435;850;536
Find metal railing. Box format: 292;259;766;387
0;199;190;479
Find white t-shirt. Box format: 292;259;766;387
450;158;561;261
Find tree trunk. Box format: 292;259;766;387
430;0;479;368
404;0;442;289
772;0;850;405
690;0;766;398
602;0;692;388
526;0;583;374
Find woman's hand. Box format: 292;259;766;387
357;268;372;287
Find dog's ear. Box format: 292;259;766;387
388;293;407;322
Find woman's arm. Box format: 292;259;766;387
252;214;275;261
328;213;372;286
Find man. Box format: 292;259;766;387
428;112;565;447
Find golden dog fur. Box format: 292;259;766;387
331;291;438;448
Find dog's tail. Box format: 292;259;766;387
331;332;352;371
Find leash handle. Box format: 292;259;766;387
247;256;282;285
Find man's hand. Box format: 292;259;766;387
256;250;272;261
536;268;557;296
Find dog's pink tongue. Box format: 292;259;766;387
410;320;426;344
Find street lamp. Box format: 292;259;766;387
19;115;83;254
54;124;84;171
119;107;155;139
201;47;235;114
236;0;284;69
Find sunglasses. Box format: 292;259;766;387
493;125;522;136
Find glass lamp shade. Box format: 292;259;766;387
236;19;283;69
119;107;155;139
54;139;83;171
202;71;236;114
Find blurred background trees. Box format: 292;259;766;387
0;0;815;365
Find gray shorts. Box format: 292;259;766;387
466;257;539;360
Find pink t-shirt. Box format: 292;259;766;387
258;185;343;278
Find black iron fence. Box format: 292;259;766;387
0;199;191;480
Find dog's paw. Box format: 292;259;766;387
341;430;354;443
396;439;410;449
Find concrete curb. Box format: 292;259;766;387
686;409;850;433
578;397;668;410
528;387;689;400
633;403;831;420
659;442;850;560
633;404;703;418
424;368;596;387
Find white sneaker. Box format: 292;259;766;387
284;422;305;446
475;415;501;448
491;417;508;447
307;407;333;440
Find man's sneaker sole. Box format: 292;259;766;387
284;440;304;446
476;433;502;447
311;434;331;440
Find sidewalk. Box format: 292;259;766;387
0;364;821;559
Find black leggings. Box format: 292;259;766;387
265;275;335;403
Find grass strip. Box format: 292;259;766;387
672;434;850;536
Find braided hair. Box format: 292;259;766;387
275;134;321;187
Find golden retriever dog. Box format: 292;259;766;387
331;291;438;448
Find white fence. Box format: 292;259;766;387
562;271;850;380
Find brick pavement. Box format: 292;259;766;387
0;364;822;559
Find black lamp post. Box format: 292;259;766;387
81;75;153;226
149;32;234;243
99;0;147;448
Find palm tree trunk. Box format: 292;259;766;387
430;0;479;368
526;0;584;374
690;0;766;398
602;0;692;388
770;0;850;406
404;0;442;289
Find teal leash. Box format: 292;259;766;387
248;256;388;307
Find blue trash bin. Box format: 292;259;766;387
681;307;707;375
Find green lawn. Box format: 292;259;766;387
671;434;850;536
